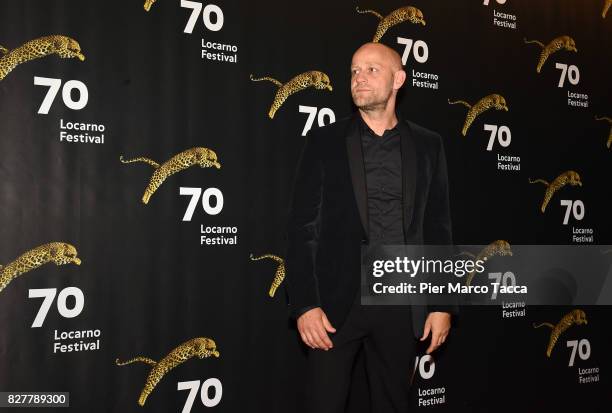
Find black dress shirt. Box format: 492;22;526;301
359;116;404;245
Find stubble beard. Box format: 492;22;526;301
352;87;393;112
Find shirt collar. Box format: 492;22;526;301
359;111;402;138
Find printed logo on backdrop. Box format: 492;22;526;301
595;115;612;148
528;171;593;243
411;354;446;407
250;71;336;136
602;0;612;18
35;77;105;145
249;253;285;298
143;0;156;11
116;337;221;407
0;36;102;145
167;0;238;63
120;147;221;205
459;241;525;318
250;71;333;119
460;240;513;287
482;0;518;29
533;309;599;384
0;243;102;354
523;35;589;108
0;242;81;293
0;35;84;81
120;147;234;246
355;6;439;92
356;5;425;42
448;94;519;171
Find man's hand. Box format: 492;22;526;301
420;312;451;354
297;307;336;350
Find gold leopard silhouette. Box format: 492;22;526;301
250;253;285;298
595;116;612;148
533;309;587;357
144;0;156;11
529;170;582;213
603;0;612;18
523;35;577;74
356;5;426;42
120;147;221;204
459;240;513;287
0;242;81;293
116;337;220;406
249;71;333;119
448;94;508;136
0;35;85;81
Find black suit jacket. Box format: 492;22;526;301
284;111;457;338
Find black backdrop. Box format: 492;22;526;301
0;0;610;412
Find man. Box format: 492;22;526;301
285;42;456;413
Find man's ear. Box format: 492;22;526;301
393;69;407;90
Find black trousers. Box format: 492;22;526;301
307;291;417;413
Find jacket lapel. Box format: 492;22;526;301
398;119;417;238
345;113;369;239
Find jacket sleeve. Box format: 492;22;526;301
284;130;324;320
423;135;459;317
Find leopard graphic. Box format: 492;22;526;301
249;71;333;119
523;35;577;73
0;35;85;81
356;5;426;42
533;309;587;357
448;94;508;136
116;337;219;406
144;0;156;11
0;242;81;293
120;147;221;204
529;170;582;213
603;0;612;18
595;116;612;148
249;253;285;298
459;240;513;287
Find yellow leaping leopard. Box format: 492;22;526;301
595;116;612;148
250;71;333;119
356;5;426;42
603;0;612;18
460;240;513;287
529;170;582;213
250;253;285;298
523;35;577;73
116;337;219;406
120;147;221;204
533;309;587;357
0;242;81;293
144;0;156;11
448;94;508;136
0;35;85;81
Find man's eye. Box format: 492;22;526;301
369;67;377;72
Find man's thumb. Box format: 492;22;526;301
420;323;431;341
322;314;336;333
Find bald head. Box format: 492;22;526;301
352;42;403;72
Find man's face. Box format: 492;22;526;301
350;45;399;111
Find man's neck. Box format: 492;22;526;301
358;107;399;137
